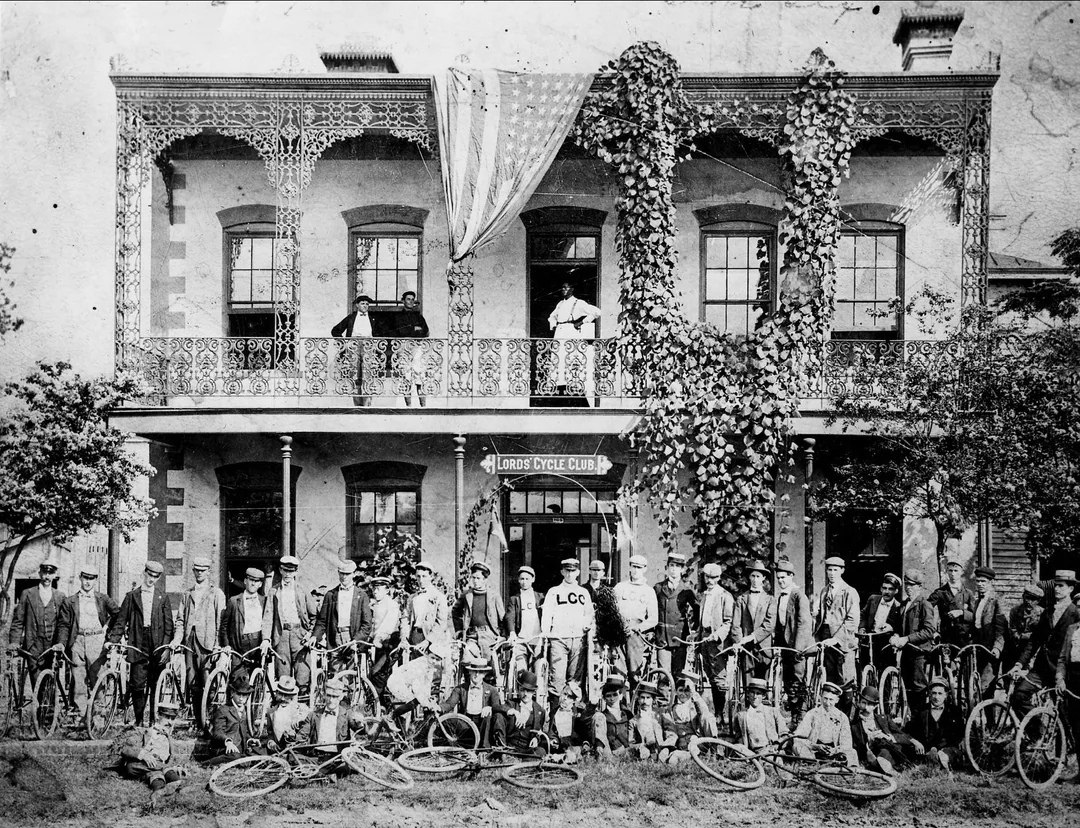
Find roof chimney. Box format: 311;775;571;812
892;6;964;72
319;50;399;73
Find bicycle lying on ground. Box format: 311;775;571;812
208;740;414;797
692;735;897;799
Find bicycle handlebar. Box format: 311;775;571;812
154;643;194;656
957;644;997;658
802;642;844;655
325;639;375;655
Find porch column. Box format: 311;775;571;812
280;435;293;556
453;434;467;585
803;438;816;597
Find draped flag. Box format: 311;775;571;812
434;68;595;261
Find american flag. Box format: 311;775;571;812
435;68;594;260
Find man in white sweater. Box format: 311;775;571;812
541;558;594;706
614;554;659;685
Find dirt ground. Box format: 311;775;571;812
1;748;1079;828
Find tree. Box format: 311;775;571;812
0;362;156;620
0;244;23;341
813;290;1080;580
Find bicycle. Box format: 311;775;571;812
760;645;804;713
877;643;910;728
200;645;241;730
152;643;193;726
630;630;675;710
801;641;845;713
964;673;1020;777
692;735;897;799
87;642;140;739
717;641;762;734
1014;686;1080;790
0;648;37;738
494;635;548;701
955;643;997;719
356;703;481;754
856;630;894;698
325;639;381;723
209;740;413;797
247;644;287;739
673;636;708;696
33;648;76;739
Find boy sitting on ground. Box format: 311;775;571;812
790;681;857;767
631;680;665;760
734;677;788;756
548;680;589;762
592;676;634;759
269;676;310;750
662;670;717;763
492;669;547;756
115;699;185;797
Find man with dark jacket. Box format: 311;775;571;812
929;555;977;649
261;555;317;692
1009;570;1080;720
389;290;430;407
331;294;385;407
504;565;544;675
492;669;547;753
441;658;501;744
56;564;119;714
850;685;916;776
905;677;964;770
209;675;259;763
889;570;938;714
772;558;812;716
452;561;505;660
731;560;777;682
8;558;66;686
107;560;175;725
1004;584;1044;668
653;552;697;676
218;568;267;675
970;566;1007;694
312;559;373;670
858;573;903;680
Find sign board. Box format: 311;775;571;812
481;453;612;477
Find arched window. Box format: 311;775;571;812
218;206;283;367
342;462;425;560
343;205;428;311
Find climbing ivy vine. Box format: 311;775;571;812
575;43;860;569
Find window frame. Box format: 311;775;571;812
834;221;905;340
342;462;425;562
347;223;424;313
698;220;777;335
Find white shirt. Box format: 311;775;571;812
139;587;155;624
337;586;355;626
777;590;791;622
540;584;594;637
351;314;372;338
242;593;263;635
278;581;300;626
371;597;401;646
517;588;541;640
548;297;600;338
77;591;103;633
872;598;896;632
613;580;658;631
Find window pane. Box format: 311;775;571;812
357;270;375;296
358;490;375;523
726;270;750;301
705;236;727;269
751;237;770;268
382;237;399;265
396;491;417;524
727;237;749;268
854;267;875;301
579;491;597;514
400;271;418;298
838;237;856;270
575;236;596;259
544;490;563;513
561;491;580;514
399;238;419;270
855;236;876;267
510;491;527;514
875;237;898;268
376;272;398;301
355;238;377;270
876;268;897;299
725;310;749;337
230;273;251;303
526;491;544;513
597;495;615;514
398;524;416;536
231;237;252;269
354;525;375;557
375;491;395;523
251;272;274;304
748;304;765;332
704;269;726;301
704;304;726;328
251;238;274;271
835;271;856;301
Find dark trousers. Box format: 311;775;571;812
130;657;164;725
230;633;263;677
701;637;727;724
186;636;212;727
901;651;929;714
492;711;545;756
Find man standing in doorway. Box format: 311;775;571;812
219;568;267;676
57;565;118;716
546;280;600;400
614;554;658;686
653;553;697;676
108;561;174;725
177;556;224;727
542;559;594;707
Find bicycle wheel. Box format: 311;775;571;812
960;661;983;719
32;668;60;740
356;676;382;722
535;660;549;701
859;665;877;697
810;766;897;799
341;746;414;791
1015;705;1068;790
397;746;473;777
209;755;291;798
427;712;480;749
86;671;120;739
501;760;582;791
0;670;14;737
247;668;271;738
878;667;907;727
152;669;183;723
807;659;824;710
201;670;228;731
690;738;766;790
964;698;1017;777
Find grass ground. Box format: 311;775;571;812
1;749;1078;828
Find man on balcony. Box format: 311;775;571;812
331;294;386;407
388;290;430;407
547;280;600;404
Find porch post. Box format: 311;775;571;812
280;435;293;556
453;434;467;585
803;438;816;597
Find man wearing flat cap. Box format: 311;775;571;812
108;560;175;725
813;556;861;695
1010;570;1080;721
219;567;268;677
8;557;67;688
400;561;451;663
57;564;119;715
889;569;938;714
262;555;317;696
452;560;506;661
505;565;545;678
731;560;777;684
1004;584;1044;669
654;552;698;677
971;566;1006;695
772;558;813;718
312;559;373;668
791;681;857;767
541;558;594;703
614;554;659;684
697;562;735;725
929;554;977;650
177;556;224;727
858;573;903;686
367;576;401;695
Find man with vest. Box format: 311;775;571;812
56;564;118;714
262;555;317;694
653;552;697;676
858;572;903;681
176;556;224;727
108;560;175;725
970;566;1007;695
219;568;267;676
452;561;506;661
813;556;861;698
541;558;594;704
312;559;373;671
772;558;813;717
505;565;545;676
614;554;659;685
929;555;977;651
400;561;450;659
8;557;66;687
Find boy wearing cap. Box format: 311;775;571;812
654;553;698;676
177;557;225;727
813;557;861;694
1005;585;1044;669
929;556;977;649
505;565;545;676
108;561;175;725
698;562;735;725
734;677;787;756
773;558;812;716
492;669;547;753
263;555;317;693
971;567;1006;694
116;700;185;794
452;561;506;661
905;677;963;770
889;570;938;714
662;671;717;762
791;682;857;767
585;559;607;601
731;560;777;683
57;565;119;714
542;559;594;703
367;576;400;695
614;555;659;684
1010;570;1080;720
219;568;267;674
850;685;915;776
8;558;67;687
312;559;373;665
